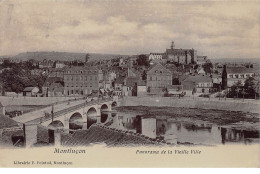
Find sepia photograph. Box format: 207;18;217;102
0;0;259;168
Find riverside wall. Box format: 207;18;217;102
0;96;82;106
121;96;260;113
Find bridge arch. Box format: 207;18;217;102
48;120;64;129
87;107;98;128
100;104;109;111
69;112;83;133
112;101;117;108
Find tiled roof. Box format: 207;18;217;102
125;77;140;87
62;124;164;147
183;75;212;83
226;67;259;74
49;83;64;92
0;115;19;129
137;80;146;86
23;87;38;92
114;76;125;84
43;77;63;87
147;63;171;75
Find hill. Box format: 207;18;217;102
10;52;131;62
211;58;260;64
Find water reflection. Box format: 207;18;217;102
107;112;260;145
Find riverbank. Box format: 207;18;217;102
120;96;260;113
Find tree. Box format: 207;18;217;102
227;80;243;98
202;62;213;74
222;65;227;90
141;70;147;80
136;54;149;66
244;77;259;99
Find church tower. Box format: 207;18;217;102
171;41;175;49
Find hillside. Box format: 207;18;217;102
10;52;131;62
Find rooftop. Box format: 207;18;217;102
226;67;260;74
62;124;163;147
183;75;212;83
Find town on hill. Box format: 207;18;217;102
0;41;259;148
0;41;259;99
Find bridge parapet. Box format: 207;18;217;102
27;97;118;125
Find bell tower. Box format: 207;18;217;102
171;41;175;49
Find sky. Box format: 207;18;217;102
0;0;259;59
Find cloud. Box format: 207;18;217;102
0;0;259;59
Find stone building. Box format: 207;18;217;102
64;66;103;96
226;67;258;87
166;41;197;64
147;63;172;89
181;75;213;95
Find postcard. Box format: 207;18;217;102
0;0;259;168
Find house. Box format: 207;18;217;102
64;66;103;96
30;69;48;76
226;67;258;87
137;80;147;96
149;53;167;64
196;67;206;75
196;56;208;65
114;76;125;92
181;75;213;95
167;85;184;96
48;82;64;97
211;74;222;84
147;63;172;89
39;59;54;68
55;61;66;69
42;77;64;97
127;68;141;78
23;87;39;97
125;77;140;96
149;53;166;61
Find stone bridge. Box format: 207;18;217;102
12;96;120;147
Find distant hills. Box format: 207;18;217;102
1;51;259;64
2;51;131;62
211;58;260;64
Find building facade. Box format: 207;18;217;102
64;67;103;96
147;63;172;88
181;75;213;94
226;67;256;87
166;41;197;64
148;53;166;60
